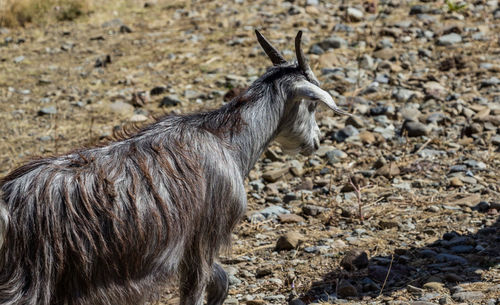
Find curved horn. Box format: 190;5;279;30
295;30;309;72
255;30;287;66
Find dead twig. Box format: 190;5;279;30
379;254;394;296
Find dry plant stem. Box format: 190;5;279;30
349;176;364;221
414;138;432;155
379;254;394;296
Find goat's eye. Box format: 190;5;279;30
308;102;317;112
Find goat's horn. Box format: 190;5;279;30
296;81;351;116
255;30;287;66
295;31;309;72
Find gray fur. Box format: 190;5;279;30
0;31;343;305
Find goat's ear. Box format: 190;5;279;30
295;81;351;116
255;30;287;66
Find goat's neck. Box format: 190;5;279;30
231;96;283;177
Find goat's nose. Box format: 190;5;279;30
313;138;320;150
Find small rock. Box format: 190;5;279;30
318;36;347;50
288;299;307;305
94;55;111;68
359;131;376;145
129;114;148;122
452;291;485;302
279;214;305;224
262;167;289;182
435;253;468;264
347;7;364;22
393;87;417;103
119;25;132;33
13;55;25;63
379;220;400;229
340;249;369;271
375;163;400;178
325;149;348;165
260;205;289;218
302;204;325;216
150;86;166;96
109;101;134;116
246;300;266;305
38;106;57;115
337;280;358;298
345;115;365;128
423;282;443;291
334;125;359;142
275;232;304;251
402;120;430;137
449;177;464;187
437;33;462;46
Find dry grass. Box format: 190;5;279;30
0;0;92;27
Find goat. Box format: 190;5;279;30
0;30;348;305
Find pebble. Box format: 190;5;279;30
337;280;358;298
423;282;443;291
262;167;289;182
347;7;364;22
13;55;25;63
279;214;305;224
435;253;468;264
302;204;325;216
275;232;304;251
325;149;347;165
437;33;462;46
38;106;57;115
159;95;182;107
393;87;417;103
333;125;359;142
340;249;369;271
402;120;430;137
317;36;347;50
452;291;485;302
260;205;289;218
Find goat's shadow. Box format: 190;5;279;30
299;212;500;303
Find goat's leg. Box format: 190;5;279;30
206;263;229;305
179;259;209;305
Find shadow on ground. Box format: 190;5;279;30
299;213;500;303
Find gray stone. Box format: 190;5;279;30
325;149;347;165
38;106;57;115
402;120;430;137
393;87;417;103
410;5;430;15
359;54;374;70
228;274;241;286
452;291;485;302
340;249;369;271
318;36;347;50
275;232;304;251
302;204;325;216
160;95;182;107
435;253;468;264
333;126;359;142
437;33;462;46
13;55;25;63
309;44;324;55
347;7;364;21
260;205;289;218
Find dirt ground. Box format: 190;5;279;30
0;0;499;304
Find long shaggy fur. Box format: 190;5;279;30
0;56;322;304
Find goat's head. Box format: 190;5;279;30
255;30;350;155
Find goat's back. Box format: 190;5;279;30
0;125;211;305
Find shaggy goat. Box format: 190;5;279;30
0;30;348;305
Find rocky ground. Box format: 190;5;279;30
1;0;499;304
